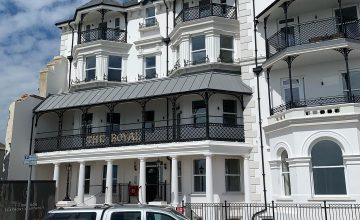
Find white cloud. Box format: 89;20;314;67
0;0;88;143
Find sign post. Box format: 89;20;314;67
24;154;37;220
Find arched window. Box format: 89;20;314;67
311;140;346;195
281;150;291;196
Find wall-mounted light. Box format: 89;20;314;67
134;161;137;171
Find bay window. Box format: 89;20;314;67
220;35;234;63
85;56;96;81
225;159;240;192
108;56;122;82
191;35;206;65
194;159;206;192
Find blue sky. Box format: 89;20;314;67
0;0;89;144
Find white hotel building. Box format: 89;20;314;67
4;0;360;208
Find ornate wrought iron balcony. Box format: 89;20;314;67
34;117;245;153
80;28;126;44
175;3;236;26
267;17;360;57
271;95;360;115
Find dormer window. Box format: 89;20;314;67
108;56;122;82
85;56;96;81
145;7;156;27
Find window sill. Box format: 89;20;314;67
276;197;293;202
222;192;243;195
190;193;206;197
308;196;355;202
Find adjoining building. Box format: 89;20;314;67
257;0;360;202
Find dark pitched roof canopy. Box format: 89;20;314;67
77;0;123;10
35;73;252;113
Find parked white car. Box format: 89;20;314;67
43;204;189;220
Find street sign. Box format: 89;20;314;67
24;154;37;166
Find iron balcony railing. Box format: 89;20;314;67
267;17;360;57
34;116;245;153
271;95;360;115
80;28;126;44
175;3;236;26
181;201;360;220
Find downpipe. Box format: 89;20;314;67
67;22;75;90
251;0;268;218
162;0;170;76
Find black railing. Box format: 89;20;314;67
175;3;236;26
34;117;245;153
184;56;210;66
271;95;360;115
267;17;360;57
80;28;126;44
181;201;360;220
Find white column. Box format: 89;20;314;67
171;156;179;206
243;156;251;203
105;160;113;204
77;161;85;205
53;163;60;202
139;158;146;204
205;154;213;203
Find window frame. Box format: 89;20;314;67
193;159;206;193
178;161;182;193
310;140;347;196
225;158;241;192
144;56;157;79
220;35;234;63
223;99;237;126
281;77;303;104
191;35;206;65
85;165;91;194
81;113;93;134
102;165;118;194
342;69;360;96
85;56;96;82
192;100;206;125
108;55;122;82
145;6;156;27
280;150;291;196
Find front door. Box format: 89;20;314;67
146;165;159;202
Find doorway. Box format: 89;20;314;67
146;162;161;202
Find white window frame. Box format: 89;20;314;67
280;150;291;197
193;159;206;193
144;56;156;79
281;77;303;103
220;35;234;63
85;165;91;194
191;35;206;64
225;158;241;192
145;6;156;26
85;56;96;81
108;55;122;82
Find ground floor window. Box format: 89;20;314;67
311;140;346;195
225;159;241;191
193;159;206;192
102;165;118;193
178;161;182;193
281;150;291;196
85;165;91;194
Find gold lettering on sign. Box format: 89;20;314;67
86;134;106;145
111;132;141;143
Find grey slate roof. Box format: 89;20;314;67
77;0;123;10
35;73;252;113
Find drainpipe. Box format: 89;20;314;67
251;0;268;218
67;22;75;90
162;0;170;76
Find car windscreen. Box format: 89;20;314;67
43;212;97;220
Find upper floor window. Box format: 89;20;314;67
106;113;120;132
145;7;156;27
191;35;206;64
223;100;237;125
115;18;120;29
81;113;93;134
220;35;234;63
282;78;302;103
225;159;240;191
192;100;206;124
194;159;206;192
85;56;96;81
145;56;156;79
342;70;360;96
108;56;122;82
281;150;291;196
311;140;346;195
144;111;155;129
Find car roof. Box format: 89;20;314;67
49;204;175;213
